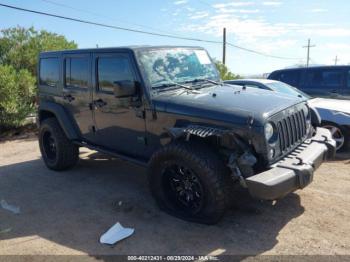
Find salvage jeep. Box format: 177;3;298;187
37;46;336;224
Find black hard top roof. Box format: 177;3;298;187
40;45;205;56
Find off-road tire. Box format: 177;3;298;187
148;141;232;224
39;118;79;171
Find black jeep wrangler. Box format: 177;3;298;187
37;46;336;224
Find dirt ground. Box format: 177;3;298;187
0;135;350;258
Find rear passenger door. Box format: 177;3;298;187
62;53;94;141
301;69;344;98
92;52;146;158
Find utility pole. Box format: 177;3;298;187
303;39;315;67
334;55;339;65
222;27;226;65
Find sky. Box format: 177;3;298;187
1;0;350;76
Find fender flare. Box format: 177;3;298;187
38;101;81;140
309;106;321;127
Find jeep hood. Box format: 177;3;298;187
152;84;305;127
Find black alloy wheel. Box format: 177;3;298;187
162;163;205;214
42;130;57;161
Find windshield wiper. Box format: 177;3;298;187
153;82;193;91
183;78;222;87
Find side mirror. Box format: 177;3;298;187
113;80;137;98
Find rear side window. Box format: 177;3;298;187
97;56;134;93
39;58;59;87
277;71;299;87
303;69;343;89
65;57;89;89
347;70;350;88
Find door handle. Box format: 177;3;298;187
94;99;107;107
63;94;75;102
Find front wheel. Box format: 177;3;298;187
39;118;79;171
148;142;231;224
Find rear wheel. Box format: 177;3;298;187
39;118;79;170
148;141;231;224
322;122;350;152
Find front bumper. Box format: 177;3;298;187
246;127;336;200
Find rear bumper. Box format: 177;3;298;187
246;127;336;200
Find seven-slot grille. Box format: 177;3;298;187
277;109;307;153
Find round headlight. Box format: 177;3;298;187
265;122;274;142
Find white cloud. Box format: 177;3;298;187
310;8;328;13
248;39;297;54
189;11;210;19
175;1;350;62
174;0;187;5
238;9;260;13
212;2;254;9
300;28;350;37
212;2;259;15
262;1;282;6
314;43;350;65
180;15;289;43
215;8;260;14
324;43;350;50
186;7;195;12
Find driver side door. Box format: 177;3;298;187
92;52;147;158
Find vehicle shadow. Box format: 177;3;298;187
333;151;350;163
0;150;304;257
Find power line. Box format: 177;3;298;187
0;3;300;60
40;0;172;35
226;41;299;60
0;3;222;43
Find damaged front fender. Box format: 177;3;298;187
167;125;226;140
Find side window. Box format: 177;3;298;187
278;71;299;86
65;57;89;89
303;70;342;89
97;56;134;93
348;70;350;88
322;70;342;87
39;58;59;87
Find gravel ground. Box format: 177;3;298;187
0;135;350;258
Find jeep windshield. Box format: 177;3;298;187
136;48;220;90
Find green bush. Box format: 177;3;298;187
0;26;77;76
0;65;36;129
0;26;77;131
215;61;241;80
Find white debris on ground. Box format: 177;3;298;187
100;222;134;245
0;199;20;214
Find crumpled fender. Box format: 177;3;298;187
167;125;226;139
